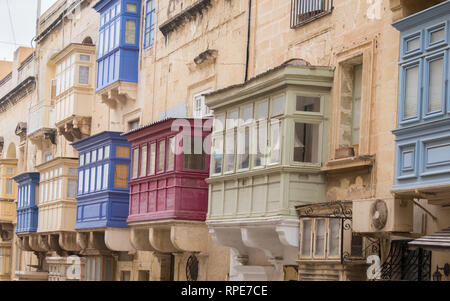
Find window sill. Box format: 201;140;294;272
322;155;374;174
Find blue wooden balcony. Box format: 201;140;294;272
13;172;40;233
72;131;131;229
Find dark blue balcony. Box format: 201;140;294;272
13;172;40;233
392;2;450;195
72;131;131;229
94;0;141;91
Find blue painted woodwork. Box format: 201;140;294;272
72;131;131;229
13;172;40;233
143;0;156;48
392;2;450;191
94;0;141;91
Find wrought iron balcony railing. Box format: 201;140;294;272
290;0;334;29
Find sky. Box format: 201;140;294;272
0;0;58;61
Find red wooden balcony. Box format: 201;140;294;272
123;118;211;224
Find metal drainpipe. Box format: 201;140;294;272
244;0;252;82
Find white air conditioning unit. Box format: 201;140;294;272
353;199;413;233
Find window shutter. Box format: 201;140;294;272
298;0;323;15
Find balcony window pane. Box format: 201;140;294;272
125;20;136;44
79;66;89;84
294;123;319;163
329;219;340;257
109;22;115;50
140;146;148;176
148;143;156;175
126;3;137;12
269;120;280;164
114;164;129;188
80;55;90;61
213;114;225;133
92;150;97;163
238;127;250;169
167;138;175;171
271;95;284;116
428;57;444;113
78;170;84;194
115;19;120;47
68;179;77;198
90;167;96;192
98;148;103;161
132;148;139;179
296;96;320;112
116;146;130;158
6;179;12;195
404;65;419;119
226;110;238;129
430;29;445;44
224;132;235;173
103;164;109;189
256;101;268;119
301;220;312;257
84;169;90;193
314;219;326;257
104;146;110;159
96;165;102;191
254;123;267;168
406;38;420;52
86;152;91;165
212;135;223;174
183;136;205;170
157;141;166;172
241;105;253;123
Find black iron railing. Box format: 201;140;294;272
290;0;334;29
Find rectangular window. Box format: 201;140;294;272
140;145;148;176
351;233;364;257
90;167;96;192
328;219;340;257
224;131;235;173
68;179;77;198
253;122;267;168
126;3;137;12
404;65;419;119
144;0;156;48
296;96;321;112
293;123;319;163
427;57;444;113
114;164;129;188
132;148;139;179
104;146;110;159
92;150;97;163
121;271;131;281
167;137;175;171
301;220;312;257
79;66;89;84
314;219;326;257
96;165;102;191
157;140;165;173
98;148;104;161
103;164;109;189
125;20;136;44
237;127;250;170
269;120;281;164
80;54;90;61
78;170;84;194
183;136;205;170
212;136;223;174
256;101;268;119
84;169;90;193
271;95;284;116
352;65;362;145
148;143;156;175
5;179;12;195
115;19;120;48
86;152;91;165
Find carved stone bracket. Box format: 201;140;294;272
160;0;211;36
58;116;92;142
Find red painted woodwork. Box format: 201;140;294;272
123;118;211;223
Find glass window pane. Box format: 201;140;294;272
212;135;223;174
328;219;340;257
269;120;280;164
296;96;320;112
428;57;444;113
157;141;165;172
68;179;77;198
79;66;89;84
314;219;326;257
256;101;268;119
224;131;235;172
125;20;136;44
238;128;250;169
404;65;419;119
78;170;84;194
103;164;109;189
92;150;97;163
430;29;445;44
167;138;175;171
301;220;312;257
132;148;139;179
126;3;137;12
115;19;120;47
183;136;205;170
114;164;129;188
271;95;284;116
104;146;110;159
90;167;96;192
213;114;225;133
241;105;253;123
254;122;267;167
352;65;362;145
148;143;156;175
293;123;319;163
84;169;90;193
226;110;238;129
140;146;148;176
86;152;91;165
96;165;102;191
406;38;420;52
98;148;103;161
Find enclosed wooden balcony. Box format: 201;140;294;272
13;172;40;234
27;104;56;147
0;159;17;224
50;43;96;142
